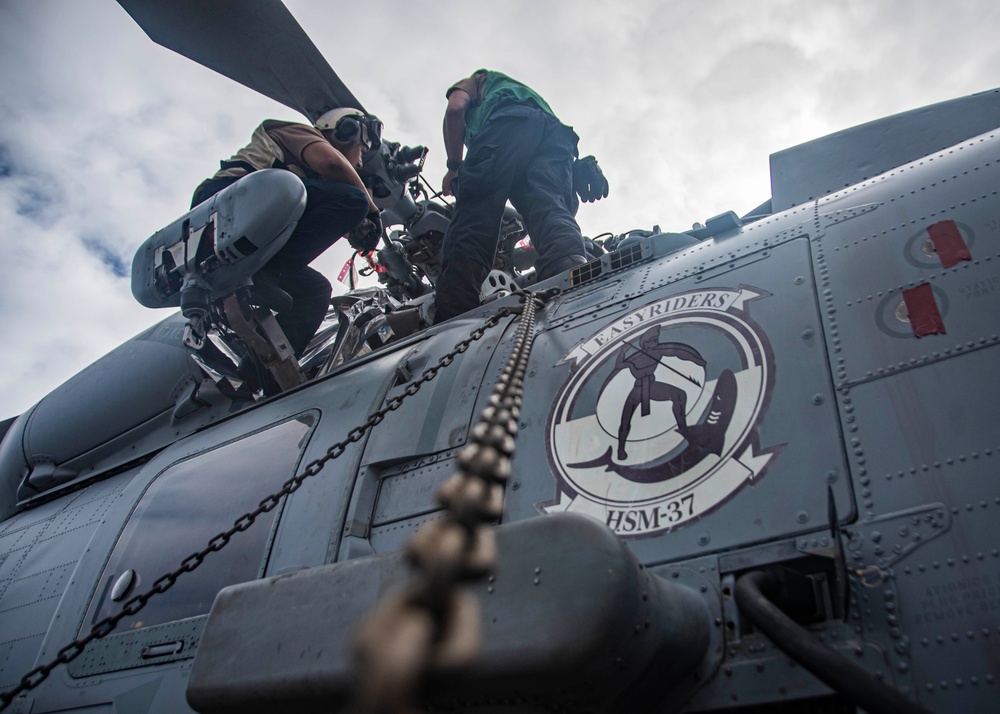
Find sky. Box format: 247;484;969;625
0;0;998;419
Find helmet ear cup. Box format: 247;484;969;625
333;117;361;144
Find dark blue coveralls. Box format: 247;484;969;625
433;103;587;323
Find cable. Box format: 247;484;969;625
419;173;453;205
735;569;932;714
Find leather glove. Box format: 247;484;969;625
573;155;609;203
349;210;383;252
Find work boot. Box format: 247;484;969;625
538;254;587;281
251;270;294;314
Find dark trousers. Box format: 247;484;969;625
191;175;369;356
434;105;586;323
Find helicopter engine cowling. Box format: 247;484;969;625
130;169;307;311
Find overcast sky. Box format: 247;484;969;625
0;0;998;419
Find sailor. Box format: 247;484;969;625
190;109;384;357
434;69;608;323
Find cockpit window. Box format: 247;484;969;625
83;415;314;635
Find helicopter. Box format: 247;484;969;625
3;0;1000;712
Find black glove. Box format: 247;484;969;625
573;155;609;203
367;210;383;241
349;210;383;252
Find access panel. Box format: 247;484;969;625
509;236;852;563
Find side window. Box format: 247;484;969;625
83;415;314;635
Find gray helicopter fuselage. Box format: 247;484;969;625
2;90;1000;711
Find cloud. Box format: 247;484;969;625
82;237;129;278
0;145;12;178
1;0;998;418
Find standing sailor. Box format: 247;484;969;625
434;69;608;323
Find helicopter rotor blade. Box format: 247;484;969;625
117;0;365;121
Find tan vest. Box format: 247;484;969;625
215;124;286;178
213;121;329;180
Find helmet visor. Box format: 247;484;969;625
360;115;383;152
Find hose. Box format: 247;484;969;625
734;569;933;714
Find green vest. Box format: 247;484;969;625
464;71;556;145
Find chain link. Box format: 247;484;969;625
0;303;521;712
355;287;557;714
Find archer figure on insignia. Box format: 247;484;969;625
612;327;707;460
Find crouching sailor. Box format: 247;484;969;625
191;108;384;356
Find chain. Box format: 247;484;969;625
354;287;557;714
0;304;518;712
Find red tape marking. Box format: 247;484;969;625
902;282;946;337
927;220;971;268
337;257;353;284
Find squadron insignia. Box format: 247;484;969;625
540;286;779;537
